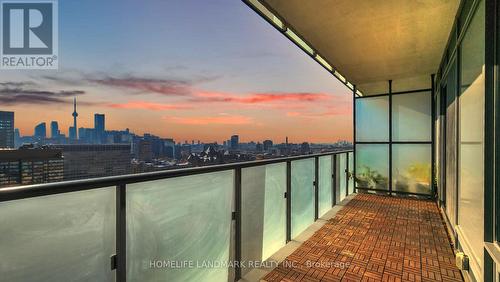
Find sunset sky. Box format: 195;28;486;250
0;0;352;144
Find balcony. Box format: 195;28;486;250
0;148;465;282
239;0;497;281
1;0;498;281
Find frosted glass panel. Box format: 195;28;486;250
337;153;347;202
318;156;333;217
348;152;354;194
392;92;432;142
355;96;389;142
355;145;389;190
291;158;315;238
127;171;234;282
392;145;432;194
241;163;286;275
0;188;116;282
459;0;484;271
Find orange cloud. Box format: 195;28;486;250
107;101;192;111
286;106;351;118
193;91;330;104
164;115;253;125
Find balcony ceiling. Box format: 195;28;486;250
260;0;459;88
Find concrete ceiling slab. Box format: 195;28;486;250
261;0;459;90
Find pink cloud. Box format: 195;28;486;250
193;91;330;104
164;115;253;125
107;101;192;111
286;106;351;118
88;76;339;107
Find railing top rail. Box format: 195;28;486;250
0;149;352;202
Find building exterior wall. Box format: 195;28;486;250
0;148;63;187
55;144;131;180
0;111;14;149
434;0;489;280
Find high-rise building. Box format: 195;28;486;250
107;129;132;144
300;142;311;154
71;97;78;140
50;121;59;138
230;135;239;150
54;144;131;180
14;128;20;148
164;138;175;158
256;142;263;152
263;139;273;151
34;122;47;140
137;139;153;162
94;113;105;144
0;146;64;187
68;126;77;141
0;111;14;148
174;144;182;160
78;127;95;144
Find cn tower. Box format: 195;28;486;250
72;97;78;139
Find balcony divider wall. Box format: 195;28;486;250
354;80;434;196
0;150;353;282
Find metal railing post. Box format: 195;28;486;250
389;80;393;194
286;161;291;242
234;168;242;281
332;154;337;207
345;153;349;197
116;184;126;282
314;156;319;220
353;85;357;194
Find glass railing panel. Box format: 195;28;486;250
348;152;354;195
291;158;315;238
0;188;116;282
337;153;347;202
392;144;431;194
126;171;234;282
355;144;390;190
241;163;286;275
318;156;333;217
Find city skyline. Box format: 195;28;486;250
10;102;352;145
0;0;353;143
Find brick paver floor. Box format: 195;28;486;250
262;194;463;282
